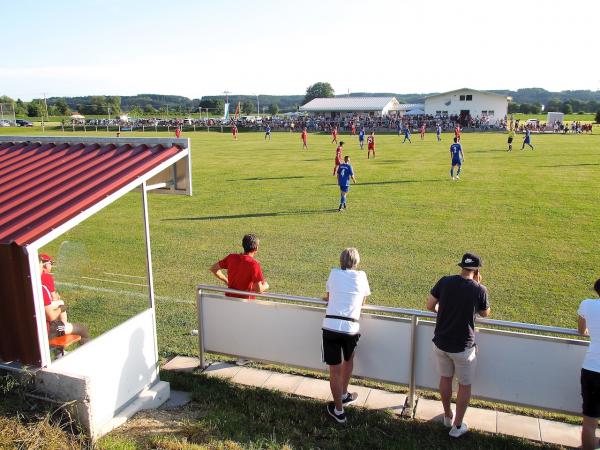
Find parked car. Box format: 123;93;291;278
16;119;33;127
0;120;11;127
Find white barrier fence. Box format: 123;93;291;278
197;285;587;415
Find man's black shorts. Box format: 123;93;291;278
322;329;360;365
48;320;66;339
581;368;600;417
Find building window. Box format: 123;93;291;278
488;110;494;116
482;110;487;115
442;111;448;115
466;95;473;101
459;95;466;101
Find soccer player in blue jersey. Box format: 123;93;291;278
337;156;356;211
403;125;412;144
358;127;365;149
521;128;534;150
265;124;271;141
450;137;464;180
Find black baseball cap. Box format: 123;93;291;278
458;253;482;270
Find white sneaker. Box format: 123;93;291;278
443;414;454;428
449;423;468;438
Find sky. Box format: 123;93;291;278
2;0;600;101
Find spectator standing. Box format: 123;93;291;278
426;253;490;438
210;234;269;300
337;155;356;211
322;248;371;424
577;278;600;450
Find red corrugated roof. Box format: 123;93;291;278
0;139;185;245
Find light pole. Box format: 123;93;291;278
256;94;260;117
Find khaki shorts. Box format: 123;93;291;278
432;342;477;385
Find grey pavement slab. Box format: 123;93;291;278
497;411;541;441
262;372;305;394
160;390;191;410
345;384;372;408
162;356;200;373
538;418;581;448
364;388;406;414
202;362;242;379
231;367;272;387
414;397;445;423
463;406;497;433
294;377;332;401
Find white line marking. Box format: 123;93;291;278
58;281;194;304
103;272;146;279
80;276;147;287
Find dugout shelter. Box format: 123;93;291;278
0;136;192;439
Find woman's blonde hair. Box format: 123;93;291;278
340;247;360;270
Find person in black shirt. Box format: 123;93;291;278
426;253;490;438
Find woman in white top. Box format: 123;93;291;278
577;278;600;450
322;248;371;424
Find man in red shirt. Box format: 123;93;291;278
454;125;461;142
232;123;238;140
210;234;269;300
40;254;89;344
367;133;375;159
301;127;308;149
175;127;181;139
331;126;338;144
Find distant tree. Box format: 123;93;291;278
303;82;335;104
532;103;542;114
519;103;532;114
144;104;156;114
0;95;14;104
241;100;255;114
15;99;27;115
507;102;520;113
27;101;42;117
561;102;573;114
54;98;70;115
268;103;280;116
129;106;143;117
596;110;600;124
546;98;562;112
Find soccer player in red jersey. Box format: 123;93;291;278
331;126;338;144
351;122;356;135
301;127;308;149
232;123;238;140
420;123;426;140
175;127;181;138
333;141;344;175
367;132;375;159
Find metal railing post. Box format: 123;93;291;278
407;315;419;414
196;288;206;369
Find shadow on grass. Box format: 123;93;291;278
538;163;600;168
152;370;555;450
225;175;312;181
162;209;337;221
322;179;446;187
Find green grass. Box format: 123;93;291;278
511;112;596;122
2;127;598;344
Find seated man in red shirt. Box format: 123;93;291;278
40;254;89;347
210;234;269;300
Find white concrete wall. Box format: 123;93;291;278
201;294;587;414
36;308;167;439
425;90;508;121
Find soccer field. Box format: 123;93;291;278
5;128;598;356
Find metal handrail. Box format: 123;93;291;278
196;284;580;337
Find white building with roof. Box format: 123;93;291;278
300;97;423;118
424;88;510;123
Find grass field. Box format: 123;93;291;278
2;127;599;356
